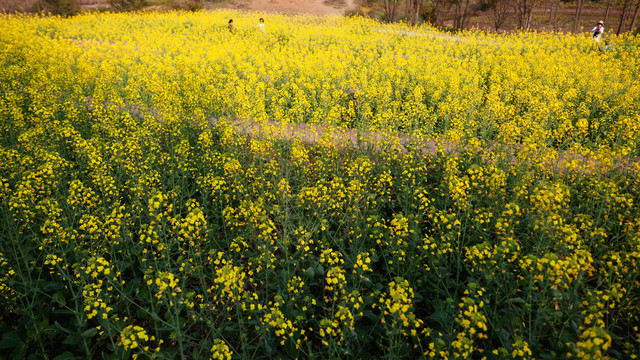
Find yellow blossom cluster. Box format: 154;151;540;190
210;338;233;360
383;278;421;331
209;256;246;305
119;325;153;351
0;252;16;306
83;281;113;320
145;270;181;301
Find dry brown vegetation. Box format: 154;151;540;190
0;0;38;12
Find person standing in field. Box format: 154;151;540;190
592;20;604;43
228;19;234;33
257;18;265;32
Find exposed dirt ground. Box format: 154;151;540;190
240;0;356;15
75;0;358;15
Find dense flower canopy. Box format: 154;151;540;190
1;9;639;359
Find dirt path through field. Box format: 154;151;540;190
81;95;638;175
211;117;639;175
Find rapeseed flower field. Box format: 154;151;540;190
1;9;640;359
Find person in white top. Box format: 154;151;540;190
257;18;265;32
592;20;604;43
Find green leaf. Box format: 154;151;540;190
0;331;21;349
363;310;379;323
137;287;150;300
11;341;28;360
51;309;75;316
52;292;67;306
429;310;449;328
81;328;98;338
43;281;63;292
0;320;11;333
284;338;297;358
105;341;115;352
304;266;315;278
42;325;61;337
508;297;526;305
53;351;76;360
413;291;424;303
264;342;275;356
62;335;80;346
123;278;141;295
38;319;49;332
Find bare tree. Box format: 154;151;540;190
430;0;454;26
604;0;612;22
493;0;510;30
548;0;560;24
482;0;510;30
383;0;402;22
574;0;585;32
406;0;422;26
617;0;633;34
36;0;79;15
109;0;145;11
512;0;543;30
630;0;640;31
453;0;471;29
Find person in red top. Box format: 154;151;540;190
591;20;604;43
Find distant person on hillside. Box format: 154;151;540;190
257;18;265;32
592;20;604;43
228;19;234;33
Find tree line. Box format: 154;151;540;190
0;0;197;15
372;0;640;34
